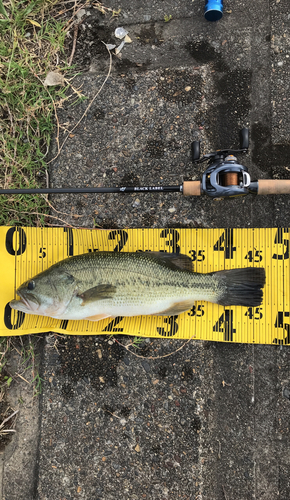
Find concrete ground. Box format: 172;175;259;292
2;0;290;498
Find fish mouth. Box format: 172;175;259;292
10;289;40;313
10;298;31;313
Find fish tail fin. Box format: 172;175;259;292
215;267;266;307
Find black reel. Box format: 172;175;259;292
191;128;257;198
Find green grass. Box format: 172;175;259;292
0;1;122;426
164;14;172;22
0;0;79;423
0;335;42;441
20;335;44;396
0;0;71;225
0;335;43;398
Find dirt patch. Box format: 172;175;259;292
120;172;140;186
93;108;106;120
0;400;16;451
136;23;164;46
65;14;152;74
146;139;166;158
57;336;124;392
185;39;252;149
115;58;151;74
66;17;113;71
157;68;203;106
185;39;229;72
141;212;157;226
251;122;272;170
252;122;290;171
209;68;252;149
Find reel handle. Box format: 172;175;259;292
240;128;249;150
258;179;290;195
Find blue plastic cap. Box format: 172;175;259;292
204;0;223;21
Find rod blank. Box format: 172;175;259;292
0;185;182;195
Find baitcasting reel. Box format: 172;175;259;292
189;128;257;198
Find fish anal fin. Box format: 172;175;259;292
84;313;112;322
78;284;116;306
157;300;193;316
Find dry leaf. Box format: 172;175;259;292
26;19;42;27
44;72;65;87
124;34;132;43
135;444;140;452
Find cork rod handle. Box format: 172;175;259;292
182;181;202;196
258;180;290;195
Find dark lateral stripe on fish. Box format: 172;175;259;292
215;267;266;307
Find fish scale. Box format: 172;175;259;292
10;250;265;322
59;251;220;305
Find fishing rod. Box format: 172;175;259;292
1;128;290;198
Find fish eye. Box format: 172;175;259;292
27;280;35;291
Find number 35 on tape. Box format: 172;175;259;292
1;226;289;345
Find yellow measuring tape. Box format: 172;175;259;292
1;226;289;344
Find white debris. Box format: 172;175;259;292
115;27;128;39
43;71;65;87
105;43;116;50
115;40;125;54
76;9;86;20
104;27;131;56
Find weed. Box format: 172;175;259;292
0;409;19;435
3;376;12;388
0;335;42;409
92;2;121;17
18;335;43;396
0;0;8;19
0;0;71;225
132;336;144;349
32;373;44;396
0;337;11;379
164;14;172;22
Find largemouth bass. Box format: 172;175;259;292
10;251;265;321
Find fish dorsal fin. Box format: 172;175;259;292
78;284;116;306
148;252;193;272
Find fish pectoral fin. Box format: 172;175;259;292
78;284;116;306
157;300;194;316
84;313;112;321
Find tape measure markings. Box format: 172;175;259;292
1;226;290;343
